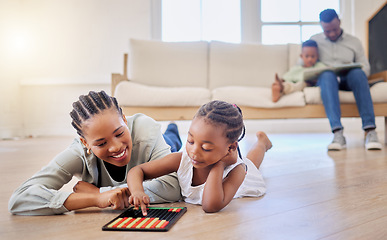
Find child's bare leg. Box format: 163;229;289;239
272;73;284;102
246;131;272;169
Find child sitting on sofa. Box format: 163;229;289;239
272;39;326;102
127;100;272;214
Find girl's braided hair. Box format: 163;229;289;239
194;100;245;143
70;90;123;137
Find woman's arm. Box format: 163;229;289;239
127;152;182;215
202;162;245;213
69;181;130;211
64;187;130;211
9;150;132;215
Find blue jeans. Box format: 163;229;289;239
163;123;182;152
317;68;376;132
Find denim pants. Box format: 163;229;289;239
163;123;182;152
317;68;376;132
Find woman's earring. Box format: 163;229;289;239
87;148;91;155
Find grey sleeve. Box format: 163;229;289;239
100;176;182;203
128;115;182;203
143;173;181;203
99;183;128;193
354;40;371;76
101;177;181;203
8;147;84;215
144;128;181;202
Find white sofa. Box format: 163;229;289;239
112;39;387;142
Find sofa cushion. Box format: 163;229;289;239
288;44;302;69
212;86;305;108
209;41;289;89
129;39;208;88
115;81;211;107
304;82;387;104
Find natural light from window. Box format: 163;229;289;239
261;0;340;44
161;0;340;44
162;0;241;43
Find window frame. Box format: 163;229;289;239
152;0;349;44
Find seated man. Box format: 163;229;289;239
310;9;382;151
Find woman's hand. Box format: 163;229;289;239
129;191;150;216
96;187;131;210
73;181;130;210
65;185;130;211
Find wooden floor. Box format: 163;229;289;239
1;126;387;240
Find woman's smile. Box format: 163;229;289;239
110;148;127;162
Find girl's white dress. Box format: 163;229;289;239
177;148;266;205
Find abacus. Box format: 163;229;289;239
102;207;187;232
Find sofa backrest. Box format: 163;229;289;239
128;39;302;90
208;41;290;89
288;43;302;70
129;39;208;88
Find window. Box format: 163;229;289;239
158;0;341;44
261;0;340;44
161;0;241;43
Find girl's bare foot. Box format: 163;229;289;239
246;131;273;169
256;131;272;152
272;74;284;102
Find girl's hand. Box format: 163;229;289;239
96;187;131;210
129;191;150;216
73;181;99;194
220;148;238;166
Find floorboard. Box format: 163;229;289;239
1;124;386;240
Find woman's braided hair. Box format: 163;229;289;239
70;90;123;137
194;100;245;143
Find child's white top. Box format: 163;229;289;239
177;148;266;205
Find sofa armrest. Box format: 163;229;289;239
111;74;128;96
111;53;129;96
368;70;387;84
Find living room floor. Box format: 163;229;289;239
1;122;386;240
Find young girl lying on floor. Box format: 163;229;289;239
127;100;272;214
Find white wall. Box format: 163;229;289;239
0;0;386;138
18;0;151;85
0;0;23;138
0;0;152;138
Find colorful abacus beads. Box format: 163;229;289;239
103;207;186;231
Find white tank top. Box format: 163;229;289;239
177;148;266;205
